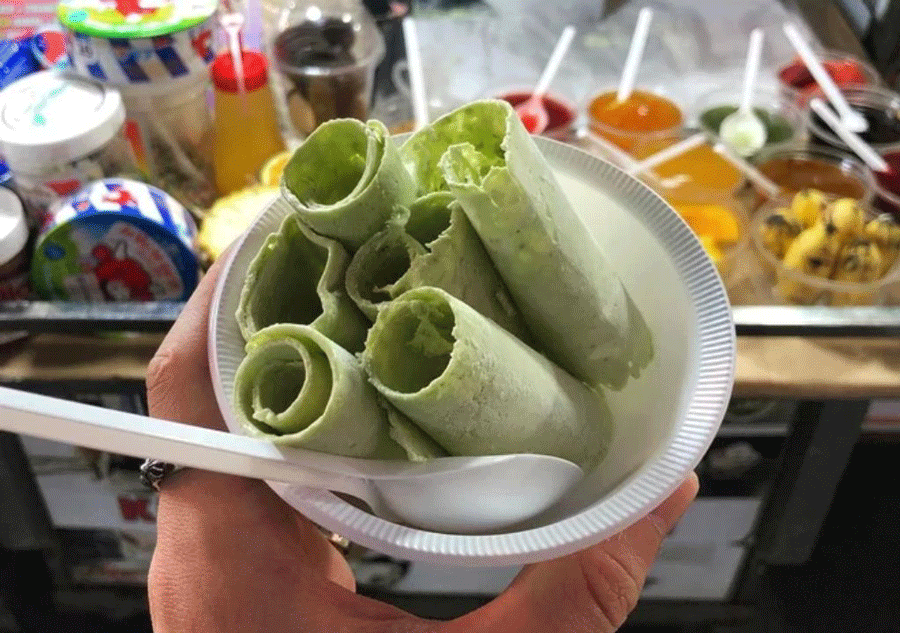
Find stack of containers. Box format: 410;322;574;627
56;0;220;210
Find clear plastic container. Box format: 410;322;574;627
777;49;881;104
261;0;385;140
586;88;684;156
118;75;217;210
805;84;900;156
753;147;876;206
750;199;900;306
0;71;135;226
644;178;749;286
693;87;806;158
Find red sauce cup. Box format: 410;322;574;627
496;89;577;141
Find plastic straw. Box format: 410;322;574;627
809;98;890;173
403;17;429;130
782;22;867;132
616;7;653;102
625;132;707;176
221;13;246;94
712;141;781;198
740;29;764;114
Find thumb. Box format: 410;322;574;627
448;473;699;633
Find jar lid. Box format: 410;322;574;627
57;0;217;39
0;71;125;173
0;188;28;265
211;51;269;93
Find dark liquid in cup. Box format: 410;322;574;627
275;19;369;135
810;105;900;150
758;156;868;200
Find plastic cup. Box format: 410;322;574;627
273;20;385;138
586;88;683;156
118;75;217;210
777;49;880;104
753;146;875;205
495;87;577;141
645;180;748;286
805;84;900;157
751;199;898;306
694;87;806;158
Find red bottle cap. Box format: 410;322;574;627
212;50;269;93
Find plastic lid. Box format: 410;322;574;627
211;51;269;93
0;71;125;174
57;0;217;39
0;188;28;265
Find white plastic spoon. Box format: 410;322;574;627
712;141;781;198
625;132;707;177
0;386;582;534
719;29;767;157
616;7;654;103
809;98;890;173
402;17;428;131
515;25;577;134
782;22;867;133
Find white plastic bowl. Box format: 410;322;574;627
209;136;735;566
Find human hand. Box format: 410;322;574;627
147;255;699;633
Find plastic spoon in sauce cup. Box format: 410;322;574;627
782;22;867;133
402;17;429;130
515;25;577;134
719;29;767;157
625;132;707;178
615;7;654;105
809;97;890;174
713;141;781;198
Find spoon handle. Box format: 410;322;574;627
0;385;363;492
533;25;576;99
740;29;764;114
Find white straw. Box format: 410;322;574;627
740;29;764;114
713;141;781;198
221;13;246;94
625;132;707;176
533;26;577;99
616;7;653;102
782;22;867;132
809;98;890;172
403;17;429;130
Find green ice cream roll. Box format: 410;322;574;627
363;287;611;472
401;99;652;389
233;324;400;458
281;119;416;250
236;215;368;352
346;192;528;339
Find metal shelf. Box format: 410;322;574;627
0;302;899;338
732;306;900;337
0;302;184;334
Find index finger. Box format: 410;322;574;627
146;249;231;429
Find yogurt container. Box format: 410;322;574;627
0;71;134;225
57;0;219;209
57;0;217;86
32;178;199;302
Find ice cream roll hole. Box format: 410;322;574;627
404;192;454;245
283;121;371;206
236;331;332;435
237;217;330;338
365;293;455;394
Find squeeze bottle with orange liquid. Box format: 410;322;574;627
212;50;286;195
